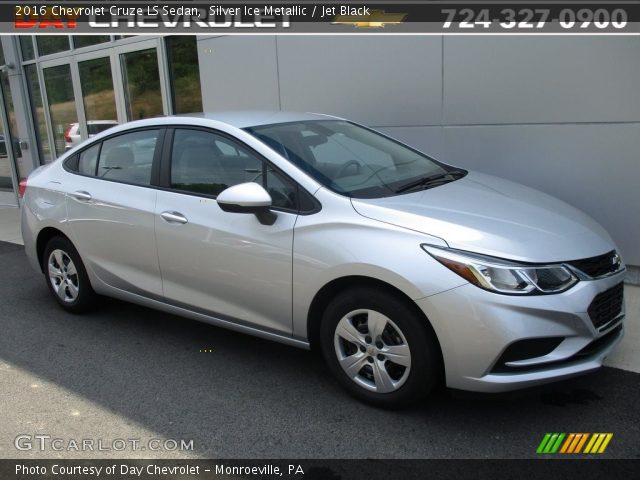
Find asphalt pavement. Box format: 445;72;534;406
1;241;639;459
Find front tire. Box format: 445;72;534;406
43;236;97;313
320;287;441;408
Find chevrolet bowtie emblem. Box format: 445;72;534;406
332;10;407;28
612;253;621;267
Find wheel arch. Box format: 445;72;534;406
36;227;71;272
306;276;443;363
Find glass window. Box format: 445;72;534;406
19;36;35;61
78;143;100;176
171;129;261;196
73;36;111;49
36;36;70;56
246;120;453;199
170;129;297;209
97;129;159;185
0;72;28;180
43;64;75;157
120;49;163;120
24;64;52;163
265;169;297;210
165;36;203;114
78;57;118;141
0;108;11;192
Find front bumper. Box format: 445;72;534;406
417;270;626;392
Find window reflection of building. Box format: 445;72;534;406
0;35;203;201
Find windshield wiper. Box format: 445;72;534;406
395;169;466;194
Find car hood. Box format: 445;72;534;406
350;171;614;263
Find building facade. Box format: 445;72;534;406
0;35;638;275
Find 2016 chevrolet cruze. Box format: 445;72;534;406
21;112;625;407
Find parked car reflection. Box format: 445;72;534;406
64;121;118;151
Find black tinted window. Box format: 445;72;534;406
97;130;159;185
265;168;297;210
171;129;298;210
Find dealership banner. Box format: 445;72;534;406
6;1;640;34
3;459;640;480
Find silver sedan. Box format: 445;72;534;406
21;112;625;408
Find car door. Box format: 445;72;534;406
154;127;299;335
65;128;164;298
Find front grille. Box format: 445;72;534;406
588;283;624;329
567;250;620;278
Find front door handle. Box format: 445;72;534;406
71;190;92;201
160;211;188;224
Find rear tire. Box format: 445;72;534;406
43;236;97;313
320;287;442;409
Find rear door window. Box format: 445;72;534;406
96;130;159;185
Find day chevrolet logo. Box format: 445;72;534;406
537;433;613;454
332;10;407;28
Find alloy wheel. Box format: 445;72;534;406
333;309;412;393
47;249;80;303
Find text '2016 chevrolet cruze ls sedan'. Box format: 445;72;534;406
21;112;626;407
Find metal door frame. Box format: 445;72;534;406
0;72;20;205
37;38;171;161
112;38;171;122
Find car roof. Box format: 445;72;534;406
111;111;343;131
182;111;342;128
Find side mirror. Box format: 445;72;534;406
216;182;277;225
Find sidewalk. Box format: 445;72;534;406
0;206;20;244
1;206;637;373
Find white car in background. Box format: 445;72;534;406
64;121;118;151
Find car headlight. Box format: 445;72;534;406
422;245;578;295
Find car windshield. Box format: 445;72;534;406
245;120;462;198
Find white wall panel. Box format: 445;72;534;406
277;36;442;127
444;37;640;125
197;36;280;111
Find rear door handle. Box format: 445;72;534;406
71;190;92;201
160;211;188;224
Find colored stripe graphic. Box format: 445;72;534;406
539;433;613;454
573;433;589;453
597;433;614;453
564;433;587;454
559;433;576;453
584;433;614;454
537;433;552;453
537;433;565;454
